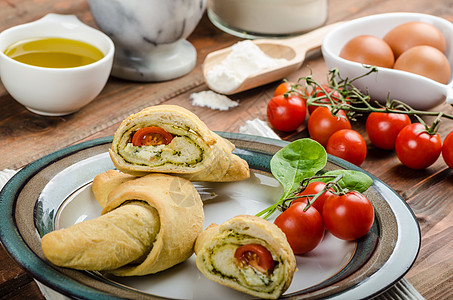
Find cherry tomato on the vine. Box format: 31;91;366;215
442;131;453;169
292;181;334;215
366;112;411;150
274;202;324;254
322;191;375;241
307;85;340;114
326;129;367;166
267;94;307;132
395;123;442;169
274;82;294;97
308;106;351;147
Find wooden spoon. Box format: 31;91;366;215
203;22;343;95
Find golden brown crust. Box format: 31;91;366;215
102;173;204;276
91;169;137;208
41;201;159;271
109;104;250;182
194;215;296;299
41;173;204;277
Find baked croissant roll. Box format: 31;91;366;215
194;215;296;299
91;169;137;208
109;104;250;182
41;173;204;276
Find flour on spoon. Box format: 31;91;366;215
205;40;288;94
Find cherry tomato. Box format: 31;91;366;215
307;85;340;114
366;112;411;150
322;191;375;241
234;244;275;274
326;129;367;166
308;106;351;147
292;181;334;215
395;123;442;169
267;94;307;132
132;126;173;146
442;131;453;169
274;202;324;254
274;81;293;97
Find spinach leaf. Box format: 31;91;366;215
316;169;373;193
270;139;327;199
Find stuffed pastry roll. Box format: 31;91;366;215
194;215;296;299
109;104;250;182
91;169;137;208
41;173;204;276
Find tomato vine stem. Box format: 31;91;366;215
290;67;453;135
270;174;345;215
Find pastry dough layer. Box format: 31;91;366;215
41;173;204;277
92;169;137;208
41;201;159;271
109;105;249;182
195;215;296;299
102;173;204;276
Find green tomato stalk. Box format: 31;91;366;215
256;138;373;219
290;67;453;135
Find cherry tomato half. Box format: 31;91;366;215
267;94;307;132
442;130;453;169
395;123;441;169
274;202;324;254
366;112;411;150
322;191;375;241
234;244;275;274
326;129;367;166
292;181;334;215
308;106;351;147
132;126;173;146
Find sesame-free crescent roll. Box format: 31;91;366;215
41;173;204;276
194;215;296;299
109;105;250;182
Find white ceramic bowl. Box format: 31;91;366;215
322;12;453;110
0;13;114;116
207;0;328;38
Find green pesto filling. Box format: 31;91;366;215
120;124;205;167
205;231;285;294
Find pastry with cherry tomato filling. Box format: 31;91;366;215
109;105;249;182
194;215;296;299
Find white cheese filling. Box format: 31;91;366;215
122;136;202;165
207;235;282;292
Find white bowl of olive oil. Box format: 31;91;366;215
0;13;114;116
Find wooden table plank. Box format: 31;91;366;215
1;0;453;299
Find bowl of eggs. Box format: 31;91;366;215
322;12;453;110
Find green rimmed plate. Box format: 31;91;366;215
0;132;420;299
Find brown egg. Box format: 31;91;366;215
339;35;394;68
393;45;450;84
383;21;446;58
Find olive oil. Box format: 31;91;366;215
4;37;104;68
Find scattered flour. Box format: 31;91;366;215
190;90;239;111
205;40;288;94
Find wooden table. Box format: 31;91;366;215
1;0;452;299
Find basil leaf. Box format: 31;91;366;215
317;169;373;193
270;139;327;199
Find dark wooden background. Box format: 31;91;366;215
0;0;452;299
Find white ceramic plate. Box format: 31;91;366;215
0;133;420;299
